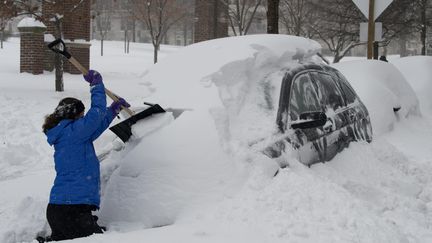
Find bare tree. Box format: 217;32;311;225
309;0;364;63
279;0;316;37
218;0;263;36
377;0;415;56
8;1;89;91
267;0;279;33
130;0;190;63
93;0;114;56
1;0;39;49
412;0;432;55
0;1;17;49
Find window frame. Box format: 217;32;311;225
287;70;323;124
308;70;347;111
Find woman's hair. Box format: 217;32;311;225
42;97;85;133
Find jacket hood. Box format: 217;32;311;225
46;119;73;146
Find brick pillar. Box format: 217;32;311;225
42;0;91;74
194;0;228;43
63;42;91;74
18;19;47;75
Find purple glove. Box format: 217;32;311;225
109;98;131;114
83;70;103;86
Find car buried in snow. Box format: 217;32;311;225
100;35;375;225
113;35;373;168
262;63;372;166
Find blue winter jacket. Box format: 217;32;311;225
46;83;115;207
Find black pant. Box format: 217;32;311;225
47;204;103;241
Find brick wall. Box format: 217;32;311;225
42;0;90;41
19;27;46;75
42;0;91;74
64;43;90;74
194;0;228;43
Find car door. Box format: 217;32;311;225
333;70;373;142
287;71;327;164
309;71;351;160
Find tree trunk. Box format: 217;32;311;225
154;44;159;63
132;20;136;42
267;0;280;34
54;20;64;92
55;54;64;92
399;36;407;57
101;38;104;56
124;29;128;53
183;21;188;46
0;29;4;49
333;53;342;63
420;7;427;56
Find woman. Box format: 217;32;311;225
41;70;129;241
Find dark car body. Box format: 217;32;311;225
265;63;372;166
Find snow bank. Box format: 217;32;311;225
332;60;420;135
391;56;432;115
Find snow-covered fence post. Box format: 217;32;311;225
17;17;47;75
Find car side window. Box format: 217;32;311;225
336;74;357;105
289;73;321;121
310;72;344;111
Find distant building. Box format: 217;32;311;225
91;0;194;46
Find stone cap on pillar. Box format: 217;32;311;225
17;17;47;33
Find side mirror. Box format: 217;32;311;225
291;112;327;129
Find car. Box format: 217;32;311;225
263;63;372;167
100;35;373;225
109;35;373;168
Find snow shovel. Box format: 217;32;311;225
47;38;166;142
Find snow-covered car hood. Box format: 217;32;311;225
332;60;420;135
391;56;432;115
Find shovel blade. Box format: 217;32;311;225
109;104;166;143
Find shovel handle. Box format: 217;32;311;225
69;57;134;116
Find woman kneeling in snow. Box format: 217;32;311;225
41;70;129;241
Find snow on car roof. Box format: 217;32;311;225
141;34;322;143
142;34;322;110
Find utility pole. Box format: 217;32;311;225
367;0;375;59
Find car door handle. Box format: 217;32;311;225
323;120;333;133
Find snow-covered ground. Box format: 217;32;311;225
0;36;431;243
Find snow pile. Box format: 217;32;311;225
333;60;420;135
17;17;46;28
391;56;432;115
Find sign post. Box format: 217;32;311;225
352;0;393;59
367;0;375;59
